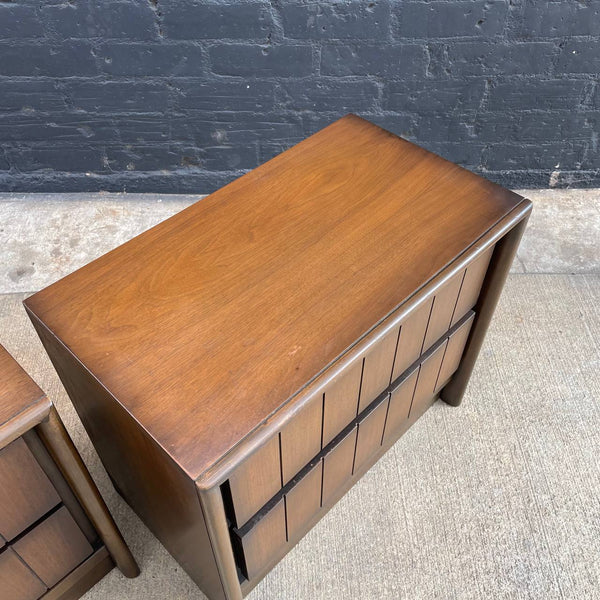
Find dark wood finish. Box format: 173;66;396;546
0;547;47;600
237;498;286;581
41;547;113;600
22;430;97;546
321;426;357;507
0;344;138;599
383;367;419;445
35;408;139;578
436;313;475;392
391;298;433;381
358;326;399;413
410;342;448;420
0;437;60;541
322;360;362;447
442;215;530;407
422;271;464;351
280;395;322;486
0;346;51;451
285;460;323;541
354;399;389;473
451;246;494;327
24;115;531;599
13;507;92;588
228;435;281;528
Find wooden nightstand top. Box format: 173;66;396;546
24;115;527;479
0;345;51;448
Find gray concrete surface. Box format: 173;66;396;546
0;190;599;599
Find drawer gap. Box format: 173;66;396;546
7;502;64;548
219;480;236;528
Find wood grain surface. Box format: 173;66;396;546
24;115;525;480
0;437;60;541
13;506;92;588
0;345;50;448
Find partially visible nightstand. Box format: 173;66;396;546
0;344;139;600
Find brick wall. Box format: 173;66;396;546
0;0;598;193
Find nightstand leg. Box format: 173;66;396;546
36;406;140;578
441;210;530;407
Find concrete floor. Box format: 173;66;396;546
0;189;599;600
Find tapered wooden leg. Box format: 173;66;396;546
441;210;530;407
36;406;140;578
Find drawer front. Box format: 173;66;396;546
0;437;60;541
423;270;464;351
322;360;362;447
285;460;323;541
383;366;419;445
280;394;322;486
354;398;389;473
410;341;448;420
228;435;281;528
391;297;433;381
358;325;399;413
237;498;286;581
322;426;357;507
451;247;493;327
13;506;92;588
436;313;475;392
0;548;46;600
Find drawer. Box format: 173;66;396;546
321;426;357;507
423;270;464;351
234;498;286;581
383;366;419;445
13;506;93;588
285;459;323;541
391;297;434;381
451;247;493;327
354;398;389;473
410;341;448;420
436;312;475;392
322;359;362;447
280;394;322;485
358;325;399;413
228;435;281;528
0;437;60;541
0;547;46;600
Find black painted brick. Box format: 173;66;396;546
6;146;106;173
521;1;600;38
281;1;391;40
383;80;486;113
556;41;600;75
447;42;555;76
487;79;587;111
65;81;170;113
162;1;274;40
0;81;66;113
0;42;98;77
209;44;312;77
97;43;206;76
395;1;508;39
277;79;379;112
174;80;276;112
41;1;157;41
170;112;305;146
321;43;427;78
0;0;599;191
0;4;44;39
481;142;582;171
